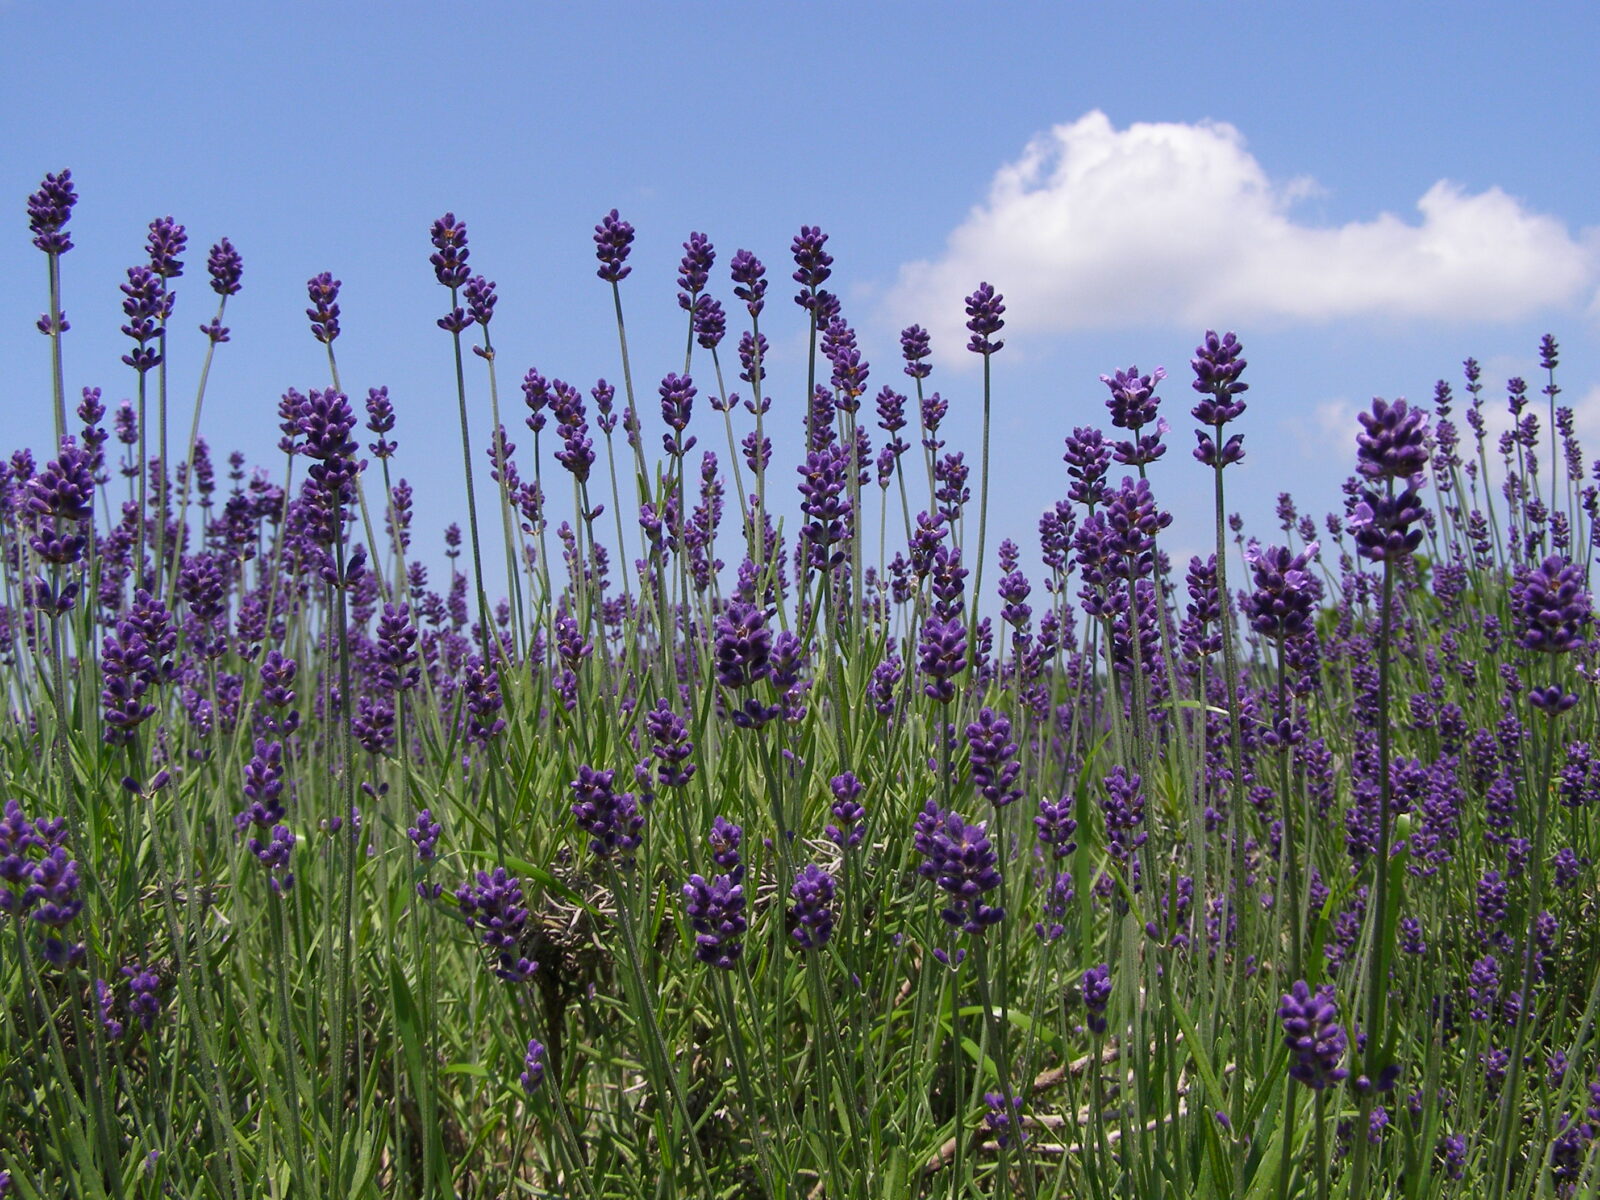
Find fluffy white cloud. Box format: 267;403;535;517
886;111;1596;359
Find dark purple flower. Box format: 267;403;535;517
593;209;634;282
797;445;853;570
984;1091;1027;1148
1279;980;1349;1089
693;295;726;350
1034;793;1078;860
28;169;77;255
901;325;932;379
645;698;696;789
707;816;743;880
1082;964;1113;1034
1356;398;1430;481
28;437;96;525
677;231;715;308
918;613;967;704
1190;330;1248;412
659;373;697;445
826;772;866;849
520;1039;547;1093
455;867;537;982
1063;427;1111;509
429;213;470;289
683;870;746;968
570;766;644;859
789;864;836;950
249;824;295;894
207;238;243;297
145;216;187;279
964;283;1005;355
120;266;168;373
967;707;1022;808
730;248;767;316
1515;555;1591;654
120;963;162;1033
1349;484;1426;563
237;738;286;832
365;386;398;459
408;808;442;863
464;274;497;326
306;273;341;344
714;595;773;690
1243;541;1322;642
791;225;833;304
917;808;1004;935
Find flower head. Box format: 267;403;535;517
1280;981;1348;1089
28;169;77;254
593;209;635;282
429;212;470;289
964;283;1005;355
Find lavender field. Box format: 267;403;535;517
3;167;1599;1199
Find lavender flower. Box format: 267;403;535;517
918;613;967;704
464;274;497;327
408;809;442;863
791;225;833;307
917;808;1004;935
682;870;746;968
984;1091;1027;1148
1515;555;1590;655
1356;398;1430;481
789;864;836;950
1243;542;1322;642
429;212;470;289
593;209;635;282
676;231;714;309
207;238;243;296
1082;964;1112;1034
1280;980;1349;1089
570;766;644;859
145;216;187;278
645;698;696;789
120;266;168;373
827;772;867;849
305;272;341;344
455;867;537;983
1191;330;1249;466
901;325;932;379
964;283;1005;355
967;707;1022;808
729;248;767;316
27;169;76;255
1034;793;1079;860
520;1039;547;1093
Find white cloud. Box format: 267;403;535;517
885;111;1596;361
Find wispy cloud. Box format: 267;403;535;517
885;112;1597;363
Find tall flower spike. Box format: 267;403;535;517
429;213;470;288
593;209;635;282
306;273;341;344
682;870;746;968
729;248;766;316
789;864;837;950
28;169;77;254
964;283;1005;355
145;217;187;279
1280;980;1349;1089
1355;398;1429;481
1243;542;1322;642
207;238;243;296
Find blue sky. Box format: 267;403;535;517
4;1;1598;595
